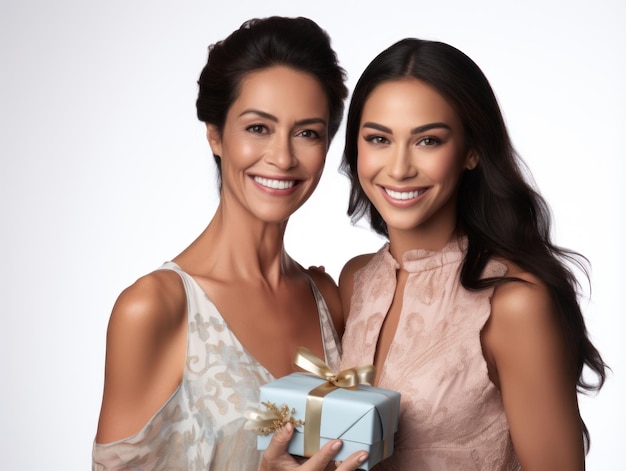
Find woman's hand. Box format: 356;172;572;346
258;422;368;471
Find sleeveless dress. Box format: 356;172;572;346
93;261;342;470
340;238;520;470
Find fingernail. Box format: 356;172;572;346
357;452;368;464
331;440;342;451
277;422;292;438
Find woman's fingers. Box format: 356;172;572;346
258;422;369;471
332;451;369;471
298;440;343;470
259;422;297;471
300;440;368;471
258;423;299;470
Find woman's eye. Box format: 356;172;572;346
247;124;268;134
298;129;321;139
418;136;441;147
364;135;389;145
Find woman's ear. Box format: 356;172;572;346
465;150;479;170
206;124;223;157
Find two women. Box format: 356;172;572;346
95;17;606;470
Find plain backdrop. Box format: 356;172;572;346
1;0;624;469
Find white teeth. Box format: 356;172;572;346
254;176;296;190
385;188;423;200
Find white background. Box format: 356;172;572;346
1;0;624;469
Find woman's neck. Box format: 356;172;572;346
174;203;296;287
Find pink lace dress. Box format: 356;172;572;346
341;238;520;470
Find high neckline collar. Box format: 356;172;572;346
381;237;467;273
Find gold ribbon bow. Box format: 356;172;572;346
294;347;375;389
294;347;375;456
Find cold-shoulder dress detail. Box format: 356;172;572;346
340;238;520;470
93;262;342;471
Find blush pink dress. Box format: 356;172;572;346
341;238;520;470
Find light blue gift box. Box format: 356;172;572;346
256;372;401;470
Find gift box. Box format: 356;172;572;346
253;371;401;470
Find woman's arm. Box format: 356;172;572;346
482;269;584;470
95;270;187;443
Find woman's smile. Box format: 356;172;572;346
252;175;299;192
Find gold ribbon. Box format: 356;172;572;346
294;347;375;389
294;347;375;456
374;389;398;460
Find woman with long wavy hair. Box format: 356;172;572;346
338;38;607;470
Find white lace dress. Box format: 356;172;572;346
93;261;342;470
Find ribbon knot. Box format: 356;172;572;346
294;347;375;388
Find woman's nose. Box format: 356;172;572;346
265;134;297;170
387;146;417;180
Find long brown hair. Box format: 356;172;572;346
341;38;607;448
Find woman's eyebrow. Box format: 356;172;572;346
362;122;391;133
239;109;277;121
362;121;451;134
411;122;451;134
294;117;327;127
239;109;327;127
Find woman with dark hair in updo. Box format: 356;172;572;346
93;17;365;471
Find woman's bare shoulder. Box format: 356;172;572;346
339;253;376;285
110;269;187;330
96;268;187;443
482;257;571;393
485;258;557;338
